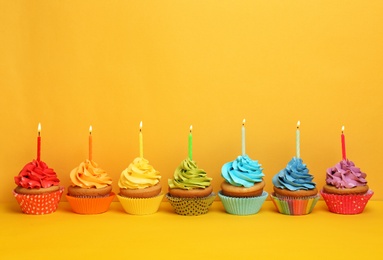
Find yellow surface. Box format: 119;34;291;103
1;201;382;259
1;1;383;203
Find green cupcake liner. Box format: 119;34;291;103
218;191;268;215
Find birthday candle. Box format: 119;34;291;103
37;123;41;161
341;126;346;160
242;119;246;156
296;121;300;158
188;125;193;160
89;125;92;160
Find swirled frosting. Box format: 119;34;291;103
326;159;367;188
118;157;161;189
168;158;212;190
69;159;112;189
14;160;60;189
272;157;316;191
221;155;264;187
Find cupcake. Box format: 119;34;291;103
218;154;268;215
117;157;164;215
167;158;215;216
321;159;373;214
66;159;114;214
270;157;319;215
13;159;64;214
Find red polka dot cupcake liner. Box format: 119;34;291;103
166;193;216;216
13;187;64;215
320;189;374;215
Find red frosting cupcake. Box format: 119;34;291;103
13;160;64;214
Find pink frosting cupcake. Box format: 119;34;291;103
13;160;64;214
321;159;373;214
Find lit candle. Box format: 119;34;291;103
242;119;246;156
37;123;41;161
139;121;143;158
89;125;92;161
296;121;300;158
188;125;193;160
341;126;346;160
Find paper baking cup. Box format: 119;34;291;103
320;189;374;214
218;191;268;215
270;192;319;215
117;193;164;215
66;192;115;214
166;193;216;216
13;187;64;215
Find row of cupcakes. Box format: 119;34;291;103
13;152;373;216
13;122;373;216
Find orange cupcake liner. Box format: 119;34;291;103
117;193;164;215
320;189;374;214
13;187;64;215
66;192;115;214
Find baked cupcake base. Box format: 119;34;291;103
270;192;319;215
321;189;374;214
166;193;216;216
117;193;164;215
218;191;268;215
66;192;115;214
221;180;265;197
13;187;64;215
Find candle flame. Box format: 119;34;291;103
190;125;193;133
297;121;300;129
342;125;345;133
89;125;92;135
37;123;41;136
242;119;246;126
140;121;142;132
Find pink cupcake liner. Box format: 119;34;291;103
13;187;64;215
117;193;164;215
166;193;216;216
320;189;374;214
66;192;115;214
270;192;319;215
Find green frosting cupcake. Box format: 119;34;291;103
168;158;212;190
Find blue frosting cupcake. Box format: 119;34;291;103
219;155;268;215
270;157;319;215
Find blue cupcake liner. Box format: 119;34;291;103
218;191;268;215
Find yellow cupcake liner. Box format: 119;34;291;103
117;193;164;215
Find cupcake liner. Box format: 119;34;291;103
66;192;115;214
117;193;164;215
270;192;319;215
218;191;268;215
13;187;64;215
320;189;374;215
166;193;216;216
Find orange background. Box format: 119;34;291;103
1;0;383;203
